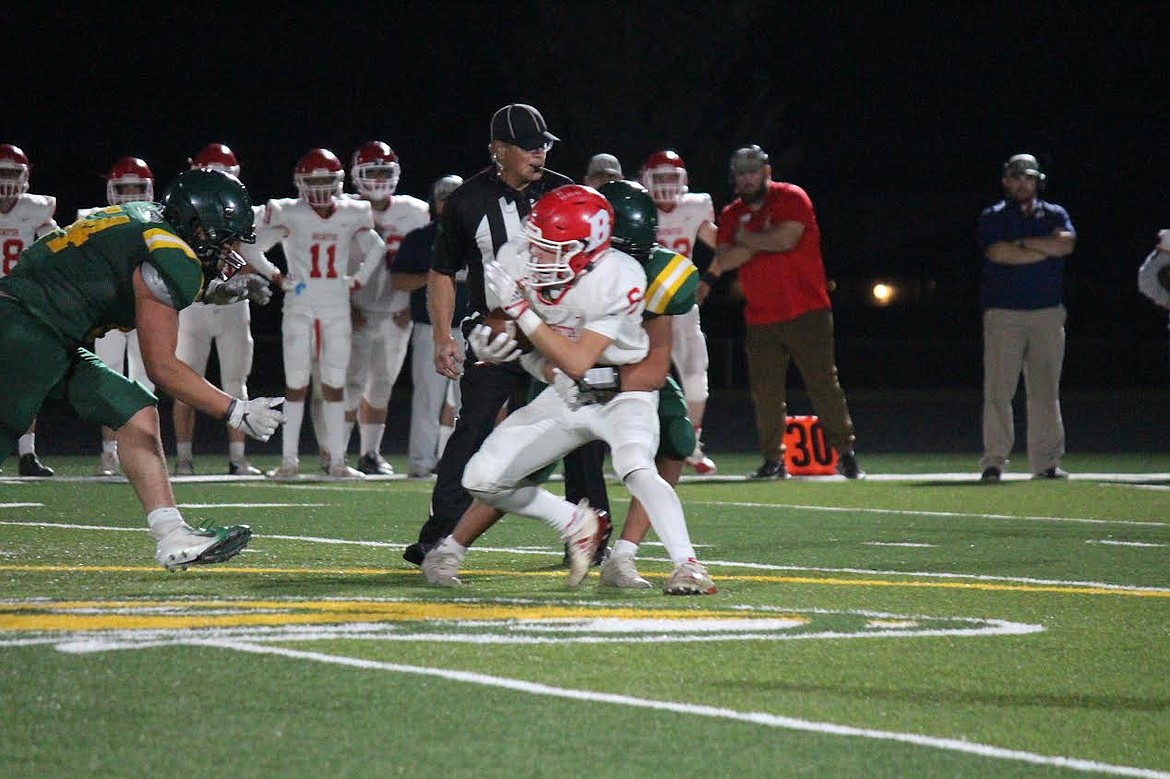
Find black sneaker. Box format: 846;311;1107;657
1032;467;1069;480
18;453;54;477
358;452;394;475
403;540;436;567
837;451;865;480
980;466;1002;483
749;459;787;480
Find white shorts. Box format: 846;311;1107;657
463;386;659;494
176;301;254;398
282;306;351;388
345;307;413;409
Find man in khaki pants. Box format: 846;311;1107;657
976;154;1076;482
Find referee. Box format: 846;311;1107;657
403;103;610;565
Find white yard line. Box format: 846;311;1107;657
197;638;1170;779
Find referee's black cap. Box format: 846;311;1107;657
491;104;560;151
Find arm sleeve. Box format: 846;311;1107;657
351;227;388;288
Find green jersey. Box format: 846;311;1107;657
0;202;204;345
641;246;697;319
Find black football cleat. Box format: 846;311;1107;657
19;453;54;477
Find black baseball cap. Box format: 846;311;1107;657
490;103;560;151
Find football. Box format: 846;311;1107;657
483;309;533;352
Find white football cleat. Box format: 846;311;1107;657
685;440;717;475
421;539;464;586
267;457;300;479
599;552;652;589
327;462;366;479
154;523;252;572
561;499;601;588
664;559;717;596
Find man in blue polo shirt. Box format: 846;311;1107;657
976;153;1076;482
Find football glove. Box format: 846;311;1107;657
202;274;273;306
552;369;582;411
468;323;521;363
483;260;530;319
224;397;285;442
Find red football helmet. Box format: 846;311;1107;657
189;143;241;176
640;150;688;208
294;148;344;207
106;157;155;205
522;185;614;289
0;143;31;199
350;141;401;200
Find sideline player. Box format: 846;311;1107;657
82;157;157;476
0;143;59;476
0;168;283;569
420;185;712;593
254;148;385;478
343;141;430;474
173;143;283;476
640;150;718;474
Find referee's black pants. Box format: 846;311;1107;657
414;356;610;546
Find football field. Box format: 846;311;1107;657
2;453;1168;778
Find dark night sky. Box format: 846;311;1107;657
11;3;1170;385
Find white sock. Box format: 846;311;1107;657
438;424;454;458
360;423;385;457
283;399;305;461
176;441;194;461
229;441;246;463
147;507;186;540
623;468;696;565
18;432;34;456
611;539;640;559
436;535;468;558
324;401;347;466
102;439;119;455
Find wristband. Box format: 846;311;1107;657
516;308;542;337
701;272;720;286
222;398;237;422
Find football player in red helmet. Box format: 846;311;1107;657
251;148;387;478
340;141;430;475
0;143;60;476
171;143;281;478
105;157;155;205
350;141;401;201
522;184;614;294
420;183;712;593
640;149;719;474
294;148;345;210
189;143;241;177
81;157;159;476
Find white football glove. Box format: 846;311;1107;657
483;260;530;319
552;369;582;411
225;397;285;442
468;323;520;363
202;274;273;306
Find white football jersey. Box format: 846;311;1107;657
257;197;384;314
1;193;58;276
497;238;649;366
349;193;430;312
655;192;714;259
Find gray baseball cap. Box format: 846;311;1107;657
1003;153;1046;180
730;144;770;175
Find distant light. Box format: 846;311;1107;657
871;283;897;306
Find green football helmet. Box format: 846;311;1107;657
161;168;257;282
598;180;658;261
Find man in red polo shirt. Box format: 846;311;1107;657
701;144;862;479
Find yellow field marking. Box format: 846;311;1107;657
0;564;1166;598
0;598;789;633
